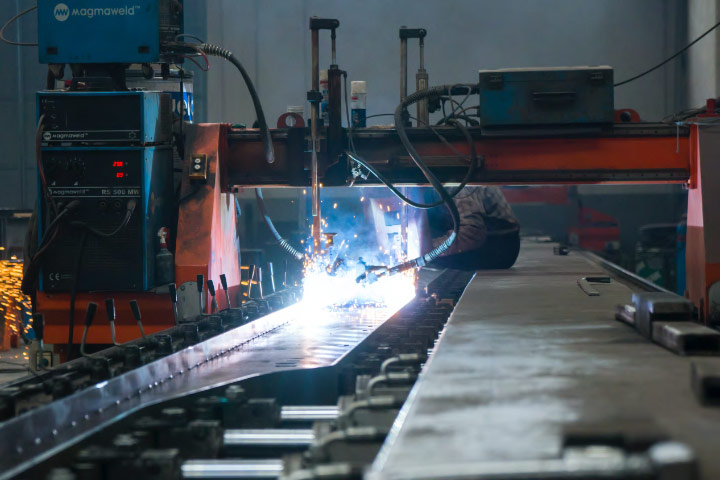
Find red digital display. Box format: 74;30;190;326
112;161;124;167
116;172;124;178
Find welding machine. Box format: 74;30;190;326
38;90;173;144
478;66;614;129
38;146;175;292
37;0;183;64
37;91;175;293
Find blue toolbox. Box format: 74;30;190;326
477;66;614;128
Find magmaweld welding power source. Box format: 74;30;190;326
37;91;175;292
37;0;183;64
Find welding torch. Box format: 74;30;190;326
308;17;340;254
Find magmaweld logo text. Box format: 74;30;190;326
54;3;140;21
53;3;69;21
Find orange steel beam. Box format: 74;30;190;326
225;126;691;187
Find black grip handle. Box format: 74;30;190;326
309;17;339;30
85;302;98;328
105;298;115;323
207;279;216;297
531;91;576;104
169;283;177;303
129;300;141;322
196;274;204;292
220;274;228;291
399;27;426;39
33;313;44;341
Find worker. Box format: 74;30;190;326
426;186;520;270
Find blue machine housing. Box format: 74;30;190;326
37;91;173;145
37;0;182;64
37;146;175;292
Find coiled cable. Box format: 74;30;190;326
199;43;274;164
389;84;479;273
200;43;304;261
255;188;304;260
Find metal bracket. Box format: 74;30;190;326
177;281;203;321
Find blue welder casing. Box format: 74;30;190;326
35;91;175;292
37;91;173;144
37;0;182;64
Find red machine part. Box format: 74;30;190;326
175;123;242;311
568;207;620;253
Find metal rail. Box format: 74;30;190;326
224;429;315;447
281;405;340;422
582;250;677;295
0;298;413;480
182;459;284;479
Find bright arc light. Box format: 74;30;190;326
300;262;415;313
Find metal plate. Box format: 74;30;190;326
0;298;410;480
370;243;720;480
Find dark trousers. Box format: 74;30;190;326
429;230;520;270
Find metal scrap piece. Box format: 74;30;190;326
653;322;720;356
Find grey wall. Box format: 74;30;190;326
205;0;692;251
0;0;47;211
687;0;720;106
203;0;687;126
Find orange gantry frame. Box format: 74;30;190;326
43;116;720;349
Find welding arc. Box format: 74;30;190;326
199;43;303;261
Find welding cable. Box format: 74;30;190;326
437;105;481;125
437;84;473;124
345;109;481;208
0;5;38;46
20;200;82;295
198;43;274;164
387;85;481;274
28;199;81;264
79;302;100;359
36;114;57;217
255;188;304;261
615;19;720;87
67;231;88;360
199;43;304;260
65;201;135;360
346;120;480;209
69;199;136;237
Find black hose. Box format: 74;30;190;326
389;85;479;274
346;120;480;209
69;199;136;237
199;44;274;164
255;188;304;261
200;43;304;261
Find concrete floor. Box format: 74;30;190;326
372;242;720;479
